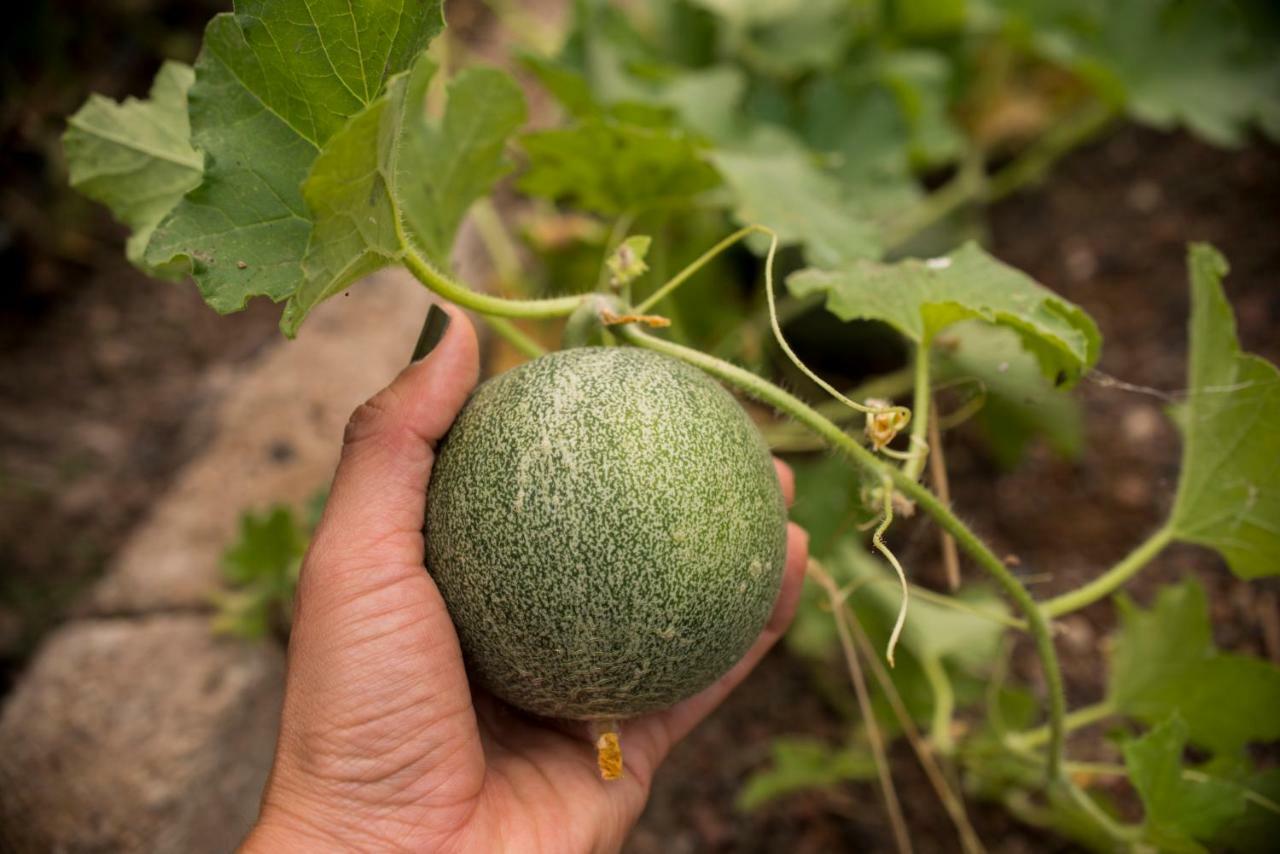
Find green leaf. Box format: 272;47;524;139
63;62;203;277
1079;1;1280;147
878;50;965;169
788;455;874;557
1168;244;1280;579
222;506;307;588
1124;715;1248;848
282;54;434;333
399;68;528;267
145;0;445;314
732;0;858;77
1211;768;1280;853
828;540;1007;670
217;504;309;638
737;736;876;810
788;242;1101;386
281;59;527;333
519;117;721;216
1108;579;1280;755
605;235;651;287
711;133;882;267
935;321;1084;468
895;0;967;37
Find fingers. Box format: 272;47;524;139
625;521;809;782
268;304;487;818
772;457;795;507
308;304;480;577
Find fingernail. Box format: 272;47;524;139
410;304;452;363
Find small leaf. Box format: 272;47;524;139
788;242;1101;386
219;505;307;639
605;235;651;287
222;506;307;588
519;117;720;216
1168;244;1280;579
1108;579;1280;755
737;736;876;811
935;321;1084;468
63;62;203;277
1124;715;1248;846
711;134;882;267
145;0;445;314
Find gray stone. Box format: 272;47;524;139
0;615;284;854
86;269;433;615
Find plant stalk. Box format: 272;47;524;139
402;245;584;319
1007;699;1115;751
616;324;1069;780
635;224;765;314
1040;525;1174;618
901;345;932;483
484;315;547;359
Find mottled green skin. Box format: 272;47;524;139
425;347;787;720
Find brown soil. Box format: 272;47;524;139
0;0;280;685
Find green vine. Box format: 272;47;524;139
612;321;1069;781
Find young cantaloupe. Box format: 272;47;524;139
424;346;788;720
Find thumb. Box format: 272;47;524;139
310;303;479;573
268;303;485;821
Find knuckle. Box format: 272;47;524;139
343;387;404;447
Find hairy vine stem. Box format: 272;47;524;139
613;323;1068;781
1040;525;1174;618
901;347;932;483
403;244;585;319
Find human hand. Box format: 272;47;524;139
243;305;809;853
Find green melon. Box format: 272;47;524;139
424;346;788;720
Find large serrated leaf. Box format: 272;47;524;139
282;60;527;334
1123;715;1248;850
62;62;203;277
1079;1;1280;148
144;0;444;313
519;117;720;216
711;136;882;267
788;242;1101;385
1108;579;1280;755
1168;244;1280;579
399;68;527;267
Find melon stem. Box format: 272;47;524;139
590;720;624;781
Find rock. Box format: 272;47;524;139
86;269;433;615
0;615;284;853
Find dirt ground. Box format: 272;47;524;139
2;2;1279;849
